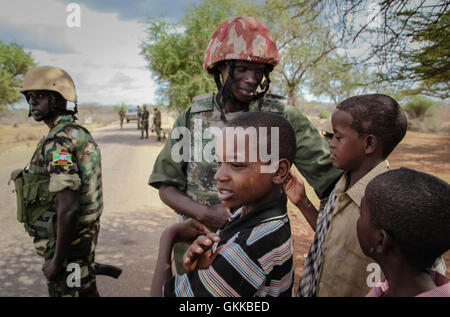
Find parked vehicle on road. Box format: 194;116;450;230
125;108;138;122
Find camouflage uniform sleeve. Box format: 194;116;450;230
43;135;81;193
148;107;191;191
282;105;343;200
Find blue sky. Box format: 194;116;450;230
0;0;200;106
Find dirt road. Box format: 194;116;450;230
0;122;177;296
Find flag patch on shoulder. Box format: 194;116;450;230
52;152;73;166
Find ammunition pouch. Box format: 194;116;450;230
27;210;57;249
10;169;56;224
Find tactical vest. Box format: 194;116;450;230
185;93;286;206
10;119;103;226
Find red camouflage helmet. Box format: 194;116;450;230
203;16;280;73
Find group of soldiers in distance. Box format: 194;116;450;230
119;105;162;141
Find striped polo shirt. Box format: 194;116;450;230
164;196;293;297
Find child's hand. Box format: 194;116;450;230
283;170;307;206
183;233;222;273
170;219;211;244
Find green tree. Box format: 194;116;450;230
263;0;339;106
0;41;35;111
403;95;436;120
140;0;258;112
308;53;376;105
326;0;449;99
381;8;450;99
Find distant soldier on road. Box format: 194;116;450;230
140;104;149;139
137;105;142;130
10;66;104;296
119;106;125;129
153;106;161;141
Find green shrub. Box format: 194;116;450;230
403;95;435;120
319;110;330;119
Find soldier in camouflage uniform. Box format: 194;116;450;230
119;107;125;129
153;106;161;141
137;105;142;129
11;66;103;296
141;104;150;139
148;17;343;273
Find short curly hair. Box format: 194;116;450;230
226;111;296;164
365;168;450;272
337;94;407;158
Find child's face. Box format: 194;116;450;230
329;109;367;172
214;129;276;212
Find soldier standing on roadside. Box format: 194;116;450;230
137;105;142;130
153;106;161;141
10;66;103;297
119;107;125;129
141;104;150;139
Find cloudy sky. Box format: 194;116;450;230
0;0;200;106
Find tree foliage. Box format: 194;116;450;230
382;6;450;99
308;53;376;105
142;0;429;111
263;0;341;106
140;0;258;112
0;41;35;110
325;0;449;99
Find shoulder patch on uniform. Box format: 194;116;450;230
52;152;73;166
264;94;287;106
191;93;215;113
192;92;215;103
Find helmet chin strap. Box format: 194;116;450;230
28;91;78;120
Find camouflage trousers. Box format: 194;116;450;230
27;214;100;297
141;120;149;138
154;123;161;139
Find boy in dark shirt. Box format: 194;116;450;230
151;112;296;297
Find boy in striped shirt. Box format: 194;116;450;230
151;112;296;297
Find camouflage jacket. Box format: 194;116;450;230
149;93;342;207
141;109;149;123
27;115;103;224
153;110;161;125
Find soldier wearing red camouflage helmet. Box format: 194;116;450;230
149;17;343;275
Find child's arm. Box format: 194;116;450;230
150;219;210;297
283;170;319;231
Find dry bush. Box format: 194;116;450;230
77;104;118;125
406;101;450;134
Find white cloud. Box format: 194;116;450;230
1;0;156;106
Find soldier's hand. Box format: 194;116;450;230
182;233;222;273
42;259;62;281
201;204;232;232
